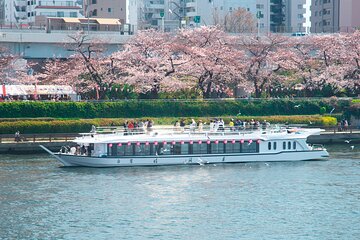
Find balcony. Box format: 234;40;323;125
13;0;27;7
145;3;165;10
38;1;78;7
186;2;196;8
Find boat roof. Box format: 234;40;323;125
74;128;322;144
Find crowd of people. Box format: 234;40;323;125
123;119;154;134
172;118;271;133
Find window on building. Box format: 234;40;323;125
70;12;77;17
293;142;296;150
92;0;97;4
288;141;291;150
57;12;64;17
268;142;272;150
273;142;277;150
108;8;112;13
298;4;303;9
92;9;97;16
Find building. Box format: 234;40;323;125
3;0;82;26
311;0;360;33
311;0;340;33
256;0;271;34
83;0;126;24
256;0;307;34
339;0;360;32
0;0;5;24
284;0;306;33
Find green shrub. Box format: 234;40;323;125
0;99;337;118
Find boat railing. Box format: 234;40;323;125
84;125;291;138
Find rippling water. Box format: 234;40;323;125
0;144;359;240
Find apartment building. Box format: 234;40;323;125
256;0;271;33
311;0;340;32
84;0;126;23
255;0;307;34
339;0;360;32
3;0;82;26
311;0;360;33
285;0;306;32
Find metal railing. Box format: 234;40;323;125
0;133;80;143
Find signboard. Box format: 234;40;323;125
194;16;201;23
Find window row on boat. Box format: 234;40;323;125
268;141;297;150
106;140;261;156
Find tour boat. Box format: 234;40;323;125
40;126;329;167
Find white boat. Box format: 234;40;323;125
40;126;329;167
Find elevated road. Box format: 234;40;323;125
0;29;131;58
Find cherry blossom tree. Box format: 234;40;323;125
0;47;17;83
235;34;291;98
213;8;256;33
36;33;127;99
111;29;192;98
173;26;241;98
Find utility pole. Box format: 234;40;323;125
87;0;90;34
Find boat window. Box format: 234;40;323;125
293;141;296;149
134;143;151;156
124;144;134;156
211;142;224;154
172;143;182;155
158;143;172;155
288;141;291;150
273;142;277;150
108;144;117;156
193;143;208;154
225;142;241;153
115;145;125;156
283;142;286;150
242;141;257;153
268;142;271;150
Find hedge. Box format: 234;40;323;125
0;116;337;134
0;99;348;118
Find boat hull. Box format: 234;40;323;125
54;150;329;167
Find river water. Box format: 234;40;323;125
0;144;359;240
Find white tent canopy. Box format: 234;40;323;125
0;85;76;96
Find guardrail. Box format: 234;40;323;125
0;133;80;143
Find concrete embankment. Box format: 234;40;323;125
0;142;76;154
0;131;359;154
